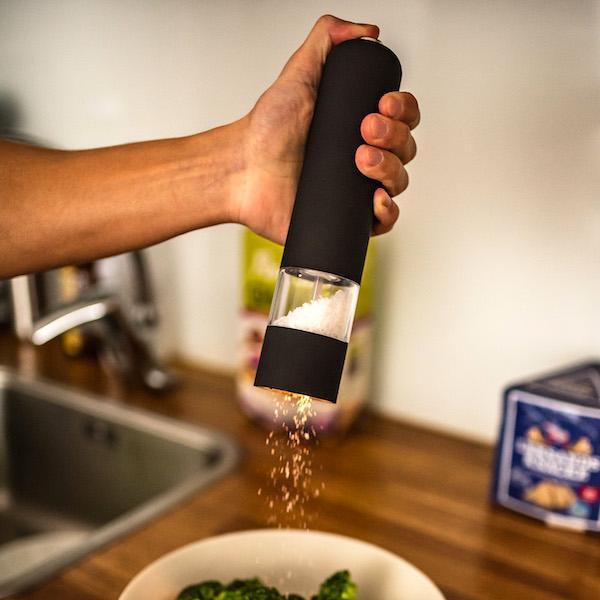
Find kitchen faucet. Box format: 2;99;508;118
0;121;175;392
9;255;176;392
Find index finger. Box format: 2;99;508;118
379;91;420;130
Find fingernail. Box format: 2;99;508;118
371;117;388;139
366;147;383;166
381;191;392;208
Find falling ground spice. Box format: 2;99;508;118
258;392;325;529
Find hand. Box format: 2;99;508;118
235;15;420;244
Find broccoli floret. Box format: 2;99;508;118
216;577;286;600
177;580;224;599
313;570;357;600
177;571;356;600
225;578;264;591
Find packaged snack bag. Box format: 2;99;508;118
492;363;600;532
237;230;376;433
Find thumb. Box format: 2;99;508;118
279;15;379;88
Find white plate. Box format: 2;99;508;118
120;529;445;600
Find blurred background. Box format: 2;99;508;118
1;0;599;442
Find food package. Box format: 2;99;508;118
237;230;376;434
492;363;600;532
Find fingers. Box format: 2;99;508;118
278;17;417;240
360;114;416;164
372;188;400;236
326;16;379;46
280;15;379;86
358;90;419;235
379;91;420;129
355;144;409;197
360;90;419;167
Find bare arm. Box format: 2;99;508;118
0;122;246;278
1;16;419;280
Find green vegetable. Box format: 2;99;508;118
176;571;357;600
177;580;224;599
217;577;285;599
312;571;357;600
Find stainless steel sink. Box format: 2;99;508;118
0;367;237;597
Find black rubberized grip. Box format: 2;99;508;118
255;326;347;403
281;38;402;284
255;39;401;403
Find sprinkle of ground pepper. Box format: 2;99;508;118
260;392;324;528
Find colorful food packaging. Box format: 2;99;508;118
492;363;600;532
237;230;376;433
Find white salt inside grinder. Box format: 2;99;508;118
273;290;351;341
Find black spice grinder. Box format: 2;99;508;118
255;37;402;403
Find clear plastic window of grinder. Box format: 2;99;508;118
268;267;359;343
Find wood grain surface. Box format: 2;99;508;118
1;334;598;600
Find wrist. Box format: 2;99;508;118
186;116;249;227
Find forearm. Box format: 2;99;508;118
0;118;247;278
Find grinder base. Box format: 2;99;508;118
254;325;347;403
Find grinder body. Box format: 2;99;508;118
255;38;402;403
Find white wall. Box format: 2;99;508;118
1;1;599;441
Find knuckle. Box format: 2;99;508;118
384;91;420;125
405;137;417;163
399;169;410;194
388;181;400;197
405;91;420;112
318;14;337;26
378;222;393;235
389;164;408;196
400;91;417;106
394;122;410;147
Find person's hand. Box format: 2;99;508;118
234;14;420;244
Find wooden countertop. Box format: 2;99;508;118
2;335;599;600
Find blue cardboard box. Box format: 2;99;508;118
492;363;600;532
